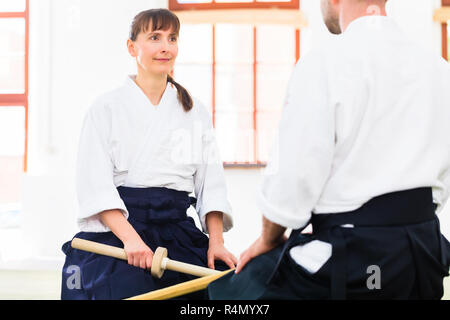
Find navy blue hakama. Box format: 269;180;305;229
61;186;224;300
207;187;450;300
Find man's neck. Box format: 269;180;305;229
340;1;387;32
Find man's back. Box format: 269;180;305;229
311;15;450;215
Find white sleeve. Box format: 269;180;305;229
436;167;450;215
257;52;335;230
193;104;233;234
76;102;129;232
435;60;450;215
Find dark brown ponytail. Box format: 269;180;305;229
167;75;193;112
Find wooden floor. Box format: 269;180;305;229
0;270;449;300
0;270;61;300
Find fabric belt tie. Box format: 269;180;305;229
265;222;309;286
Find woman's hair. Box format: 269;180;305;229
130;9;193;112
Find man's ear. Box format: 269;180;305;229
127;39;136;57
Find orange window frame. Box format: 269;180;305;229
0;0;29;172
443;0;449;60
170;0;301;166
169;0;299;10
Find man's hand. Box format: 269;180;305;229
235;216;287;274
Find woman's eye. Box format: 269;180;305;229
170;37;177;42
150;35;158;40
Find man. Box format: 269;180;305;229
207;0;450;299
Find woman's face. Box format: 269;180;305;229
128;24;178;76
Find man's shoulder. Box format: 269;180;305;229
293;38;342;76
299;35;346;62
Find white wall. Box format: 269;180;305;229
386;0;443;55
19;0;449;262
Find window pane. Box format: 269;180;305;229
0;107;25;156
215;0;252;3
177;0;294;3
216;64;253;112
0;107;24;204
177;0;212;3
216;24;253;64
257;63;293;111
178;24;212;64
257;111;282;163
215;111;254;163
173;64;213;114
0;156;22;203
257;25;295;63
0;0;25;12
0;19;25;94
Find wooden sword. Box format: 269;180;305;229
71;237;221;278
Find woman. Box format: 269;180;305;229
61;8;236;300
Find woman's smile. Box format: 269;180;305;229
154;58;171;62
